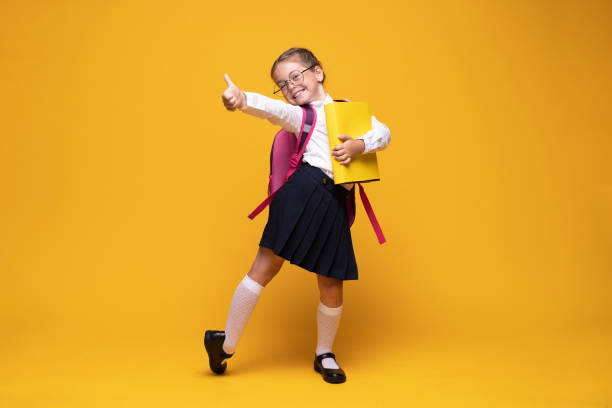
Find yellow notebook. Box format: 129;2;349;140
325;101;380;184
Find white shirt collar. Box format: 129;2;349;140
309;93;334;106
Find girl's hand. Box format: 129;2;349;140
222;74;246;111
332;135;365;165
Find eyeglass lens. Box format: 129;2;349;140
274;71;304;93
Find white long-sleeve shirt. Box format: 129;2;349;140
240;92;391;189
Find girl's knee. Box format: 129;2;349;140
317;275;343;289
248;264;278;287
317;275;343;306
248;247;284;286
247;270;268;287
258;246;284;266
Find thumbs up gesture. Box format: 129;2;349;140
222;74;246;111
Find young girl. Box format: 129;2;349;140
204;47;390;384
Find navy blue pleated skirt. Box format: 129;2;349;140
259;163;359;280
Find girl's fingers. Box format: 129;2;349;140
222;99;236;111
223;87;237;97
333;141;351;153
222;94;238;107
335;153;349;161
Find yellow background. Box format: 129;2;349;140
1;0;610;406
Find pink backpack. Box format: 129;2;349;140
248;103;386;244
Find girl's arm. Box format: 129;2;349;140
240;92;302;135
222;74;302;134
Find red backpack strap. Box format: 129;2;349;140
285;104;317;181
248;105;317;220
357;183;386;244
345;184;386;244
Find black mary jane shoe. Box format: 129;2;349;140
314;352;347;384
204;330;234;374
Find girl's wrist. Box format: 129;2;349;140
355;139;365;155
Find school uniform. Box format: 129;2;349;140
240;92;391;281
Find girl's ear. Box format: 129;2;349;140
314;66;325;83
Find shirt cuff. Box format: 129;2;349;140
357;116;390;154
356;131;376;154
239;91;254;111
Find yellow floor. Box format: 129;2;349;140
1;330;610;407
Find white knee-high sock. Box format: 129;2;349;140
316;300;343;369
222;274;264;354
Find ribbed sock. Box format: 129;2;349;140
316;300;343;369
222;274;264;354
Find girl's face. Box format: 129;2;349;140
272;58;326;105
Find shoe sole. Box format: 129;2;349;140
314;362;346;384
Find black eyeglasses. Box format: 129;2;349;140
273;65;315;94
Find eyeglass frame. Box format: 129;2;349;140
273;65;316;95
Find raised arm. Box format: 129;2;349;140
221;74;302;134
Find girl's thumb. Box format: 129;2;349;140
224;74;234;88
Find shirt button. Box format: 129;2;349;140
323;178;327;184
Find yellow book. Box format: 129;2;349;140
325;101;380;184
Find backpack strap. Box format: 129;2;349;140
358;183;386;244
248;104;317;220
286;104;317;181
345;183;386;244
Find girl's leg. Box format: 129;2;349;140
315;275;344;369
247;246;285;286
222;246;284;354
317;274;343;307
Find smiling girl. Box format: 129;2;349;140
204;47;390;384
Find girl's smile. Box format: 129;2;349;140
288;84;308;104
